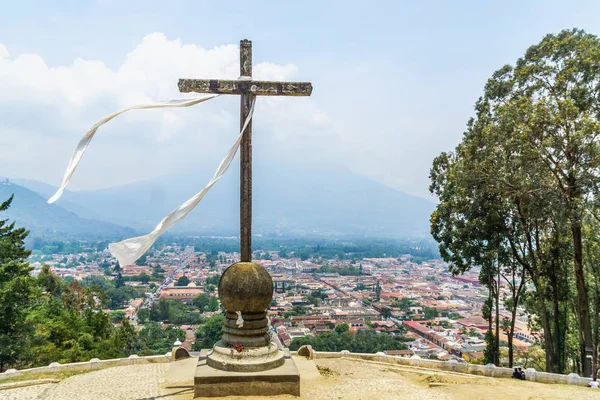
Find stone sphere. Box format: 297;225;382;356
218;262;273;313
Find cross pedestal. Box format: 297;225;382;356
193;262;300;397
180;40;312;397
194;348;300;398
207;261;284;373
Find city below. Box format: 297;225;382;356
27;241;533;364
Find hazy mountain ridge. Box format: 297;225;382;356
13;160;435;238
0;182;136;240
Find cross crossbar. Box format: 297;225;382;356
178;39;313;263
178;79;312;96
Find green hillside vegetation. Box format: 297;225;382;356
289;324;408;353
188;237;439;260
0;195;182;371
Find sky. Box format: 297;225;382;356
1;0;600;199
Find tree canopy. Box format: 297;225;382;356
0;195;37;371
176;276;190;286
289;328;407;353
430;29;600;376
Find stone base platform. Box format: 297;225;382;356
194;349;300;398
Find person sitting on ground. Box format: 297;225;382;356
591;368;599;388
518;367;526;380
512;368;520;379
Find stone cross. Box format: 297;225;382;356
179;39;312;262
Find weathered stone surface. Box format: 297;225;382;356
225;311;266;321
206;341;285;372
239;39;253;262
178;79;313;97
220;332;271;348
177;38;314;382
208;262;283;372
173;347;191;361
222;325;269;336
195;351;300;397
568;373;580;385
3;355;597;399
223;314;266;329
297;345;316;360
218;262;273;312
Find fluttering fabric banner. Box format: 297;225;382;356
48;94;256;266
48;95;219;204
109;98;255;266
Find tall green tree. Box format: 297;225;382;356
495;28;600;377
194;293;210;311
138;322;184;354
193;314;224;349
37;264;62;296
582;217;600;380
0;195;37;372
111;319;138;357
430;147;507;366
207;296;220;312
500;261;527;368
289;329;407;353
137;307;150;324
430;29;600;374
176;276;191;286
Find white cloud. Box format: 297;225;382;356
0;44;9;59
0;33;332;190
0;32;461;200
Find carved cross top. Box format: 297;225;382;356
178;77;313;96
178;39;312;262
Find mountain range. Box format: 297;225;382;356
5;159;435;240
0;181;136;240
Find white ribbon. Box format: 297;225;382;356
108;97;256;266
235;311;244;328
48;95;219;204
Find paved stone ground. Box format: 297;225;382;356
1;384;54;400
1;363;171;400
1;357;598;400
